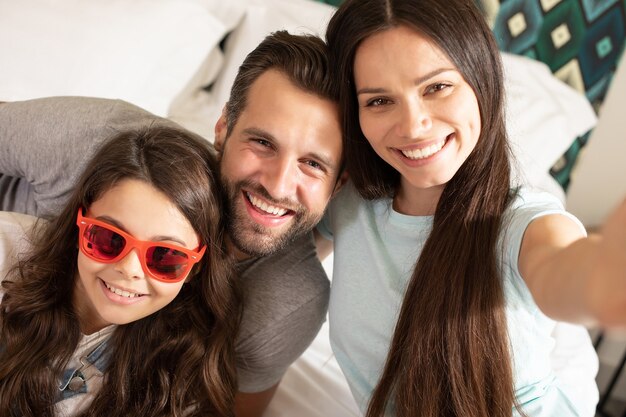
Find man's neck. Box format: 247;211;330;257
226;236;254;261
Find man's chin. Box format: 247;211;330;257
225;204;321;258
229;232;291;257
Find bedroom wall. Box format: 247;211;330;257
566;50;626;229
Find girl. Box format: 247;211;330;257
0;126;240;416
319;0;626;416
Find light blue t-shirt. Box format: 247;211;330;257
318;183;597;416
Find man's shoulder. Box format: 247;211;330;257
234;232;330;391
237;232;330;331
238;232;329;301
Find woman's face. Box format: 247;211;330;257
74;178;201;334
354;26;481;199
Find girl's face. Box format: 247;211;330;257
74;178;201;334
354;26;481;208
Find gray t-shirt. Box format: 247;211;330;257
0;97;329;393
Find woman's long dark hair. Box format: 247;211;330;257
327;0;519;416
0;126;240;416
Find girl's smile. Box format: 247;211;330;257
100;278;148;304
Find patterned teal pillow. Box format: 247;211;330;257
478;0;626;190
315;0;342;5
312;0;625;191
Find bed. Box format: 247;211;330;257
1;0;624;414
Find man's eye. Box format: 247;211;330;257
252;138;272;148
306;160;323;170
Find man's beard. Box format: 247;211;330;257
221;177;323;257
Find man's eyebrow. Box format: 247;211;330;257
242;127;276;141
356;67;456;95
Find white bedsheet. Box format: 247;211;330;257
266;319;361;417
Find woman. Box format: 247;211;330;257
319;0;625;416
0;126;240;416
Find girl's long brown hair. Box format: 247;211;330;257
0;126;240;416
327;0;520;416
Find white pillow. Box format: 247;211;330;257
0;212;36;285
0;0;243;117
502;53;597;201
168;0;336;139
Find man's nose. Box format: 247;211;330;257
261;157;298;200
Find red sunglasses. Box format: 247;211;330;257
76;209;206;283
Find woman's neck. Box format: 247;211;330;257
393;181;443;216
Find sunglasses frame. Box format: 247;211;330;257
76;208;206;283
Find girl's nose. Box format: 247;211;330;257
114;248;145;279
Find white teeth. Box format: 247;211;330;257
246;192;288;216
104;281;142;298
401;140;445;160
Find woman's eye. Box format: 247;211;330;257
366;98;389;107
426;83;450;94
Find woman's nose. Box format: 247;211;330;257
396;102;432;138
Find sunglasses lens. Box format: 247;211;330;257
146;246;190;280
84;225;125;260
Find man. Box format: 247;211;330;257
0;31;345;417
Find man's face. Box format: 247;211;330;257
215;69;343;257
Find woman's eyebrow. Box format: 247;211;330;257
356;67;456;95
